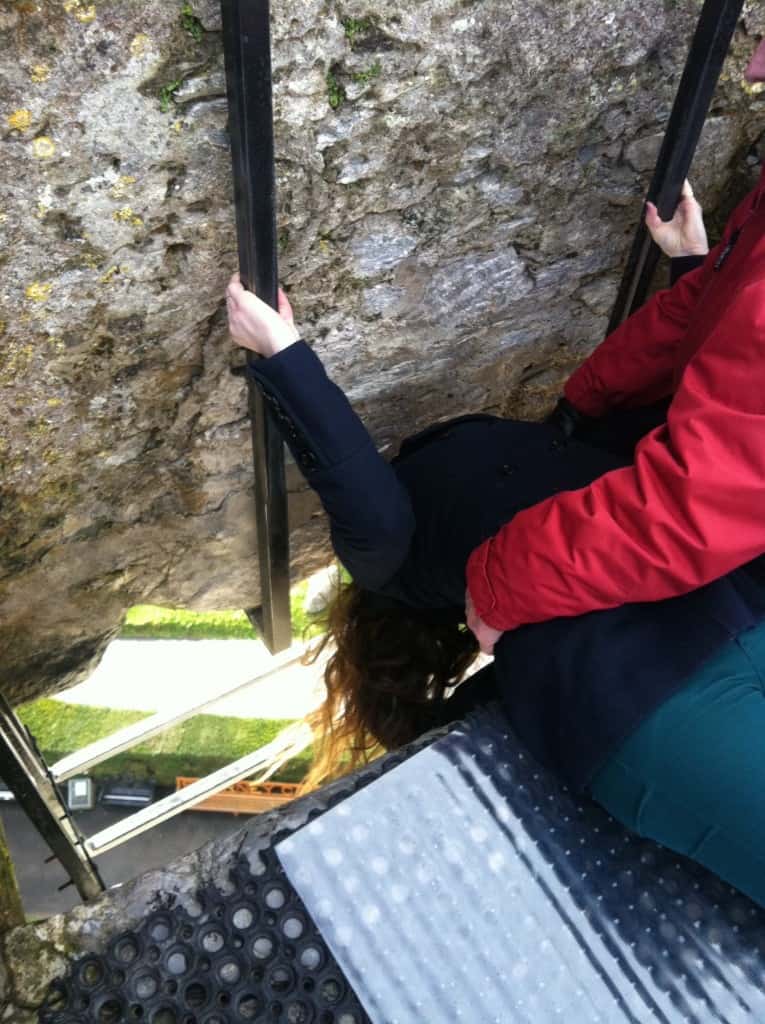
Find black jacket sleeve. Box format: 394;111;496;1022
247;341;416;590
670;254;706;287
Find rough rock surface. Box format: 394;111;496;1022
1;0;765;703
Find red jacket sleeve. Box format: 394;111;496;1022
564;258;710;417
467;280;765;631
564;179;765;418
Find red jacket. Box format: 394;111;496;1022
467;169;765;631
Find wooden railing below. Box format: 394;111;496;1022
175;777;300;815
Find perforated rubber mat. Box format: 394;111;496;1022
279;713;765;1022
41;846;370;1024
40;707;765;1024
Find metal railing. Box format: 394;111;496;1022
0;638;322;899
83;720;313;858
607;0;744;331
221;0;293;654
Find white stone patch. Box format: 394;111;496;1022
337;158;375;185
422;248;534;329
361;283;407;319
349;221;418;279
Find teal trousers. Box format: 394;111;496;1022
590;621;765;908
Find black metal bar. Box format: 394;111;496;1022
0;694;104;902
607;0;744;332
221;0;292;654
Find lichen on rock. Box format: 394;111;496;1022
1;0;765;704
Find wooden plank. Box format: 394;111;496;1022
175;776;299;815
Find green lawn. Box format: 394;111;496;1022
121;578;323;641
16;580;335;790
18;699;311;787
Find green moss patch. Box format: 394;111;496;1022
352;60;382;85
326;66;347;110
342;16;376;47
180;2;204;42
0;818;24;932
159;78;183;113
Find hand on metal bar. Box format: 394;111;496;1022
227;273;299;358
644;179;709;259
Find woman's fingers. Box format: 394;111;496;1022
226;271;299;357
644;200;663;232
278;287;295;325
465;589;503;655
644;183;708;259
227;273;244;306
228;276;294;323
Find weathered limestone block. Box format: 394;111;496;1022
1;0;764;702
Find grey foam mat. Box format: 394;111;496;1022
278;707;765;1024
40;706;765;1024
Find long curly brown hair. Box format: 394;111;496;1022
303;578;479;788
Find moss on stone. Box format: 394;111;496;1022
7;109;33;132
0;818;24;934
180;2;204;43
159;78;183;113
5;927;69;1006
352;60;382;85
31;136;56;160
342;16;375;47
326;66;346;110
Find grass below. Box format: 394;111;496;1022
121;579;323;641
17;579;334;792
18;699;311;788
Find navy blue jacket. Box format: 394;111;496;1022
250;342;765;789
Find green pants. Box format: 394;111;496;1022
590;621;765;908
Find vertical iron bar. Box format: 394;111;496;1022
221;0;292;653
607;0;744;332
0;695;104;902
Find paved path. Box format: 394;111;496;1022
62;638;327;719
1;802;242;918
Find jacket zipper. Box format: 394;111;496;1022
714;227;742;271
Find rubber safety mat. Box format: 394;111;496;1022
40;707;765;1024
278;710;765;1024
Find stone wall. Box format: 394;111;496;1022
2;0;765;703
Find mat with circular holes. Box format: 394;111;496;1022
40;707;765;1024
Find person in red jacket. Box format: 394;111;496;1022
466;40;765;655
